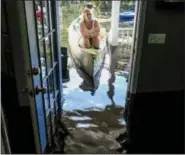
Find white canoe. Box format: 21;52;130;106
68;16;107;93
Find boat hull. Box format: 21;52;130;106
68;17;107;92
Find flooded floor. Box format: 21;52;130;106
61;64;128;153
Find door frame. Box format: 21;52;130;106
6;0;43;153
50;0;63;114
5;0;62;153
1;105;11;154
124;0;147;122
127;0;148;94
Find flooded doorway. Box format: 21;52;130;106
59;0;140;153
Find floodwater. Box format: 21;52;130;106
61;58;128;154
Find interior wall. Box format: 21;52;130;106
126;1;184;153
136;1;184;92
1;0;14;76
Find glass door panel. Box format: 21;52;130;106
39;41;46;78
43;79;50;115
35;0;43;39
45;37;52;72
51;106;56;134
25;0;62;152
48;72;55;104
46;113;52;147
33;0;61;147
50;33;57;67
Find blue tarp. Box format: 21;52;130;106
119;11;135;23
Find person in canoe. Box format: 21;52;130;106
79;4;101;49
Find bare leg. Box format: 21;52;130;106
91;36;100;49
79;37;91;48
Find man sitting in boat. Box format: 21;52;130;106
79;4;100;49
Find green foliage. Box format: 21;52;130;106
60;0;134;47
91;0;106;17
61;4;83;47
61;24;68;47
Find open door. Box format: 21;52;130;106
2;0;62;153
23;0;62;153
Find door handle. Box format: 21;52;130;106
28;67;40;76
35;86;47;95
21;86;47;96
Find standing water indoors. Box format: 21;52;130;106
54;1;133;153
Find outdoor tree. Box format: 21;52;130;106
61;4;82;47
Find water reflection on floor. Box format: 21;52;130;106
62;68;127;153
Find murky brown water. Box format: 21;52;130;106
62;108;126;153
52;45;130;154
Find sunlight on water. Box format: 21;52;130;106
118;119;126;125
99;69;111;84
76;123;98;128
69;116;92;121
62;67;128;154
63;68;127;112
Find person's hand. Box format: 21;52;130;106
91;32;98;38
89;33;92;38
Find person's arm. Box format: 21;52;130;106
80;22;90;38
90;20;100;37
